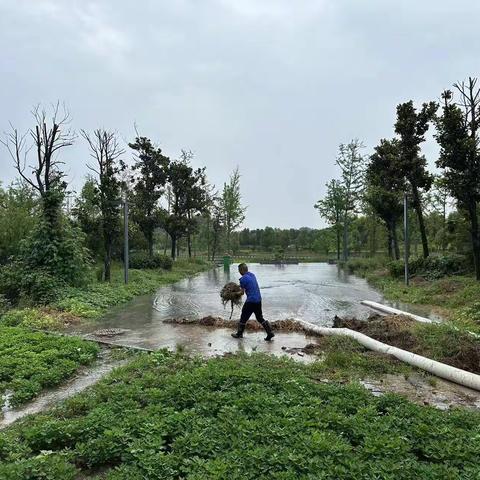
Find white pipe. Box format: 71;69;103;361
293;319;480;392
361;300;435;323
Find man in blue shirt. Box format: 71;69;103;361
231;263;275;341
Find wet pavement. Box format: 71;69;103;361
360;374;480;410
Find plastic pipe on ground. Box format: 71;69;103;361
361;300;435;323
294;319;480;392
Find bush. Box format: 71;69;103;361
389;254;468;280
129;252;173;270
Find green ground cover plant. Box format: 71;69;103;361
0;327;99;406
1;351;478;479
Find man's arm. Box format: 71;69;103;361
239;277;246;295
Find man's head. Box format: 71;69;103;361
238;263;248;275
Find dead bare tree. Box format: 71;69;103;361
81;129;125;281
1;103;75;226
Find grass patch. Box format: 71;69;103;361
0;327;99;406
1;352;479;479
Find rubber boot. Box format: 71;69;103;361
231;322;246;339
261;321;275;341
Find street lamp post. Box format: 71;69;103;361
123;197;129;285
404;191;409;286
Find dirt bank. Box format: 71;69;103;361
334;313;480;374
163;316;306;332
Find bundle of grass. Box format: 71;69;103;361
220;282;243;319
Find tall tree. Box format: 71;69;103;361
436;81;480;279
315;179;345;260
82;129;125;281
395;100;437;258
129;136;170;256
365;139;405;260
222;167;246;252
1;103;74;234
335;140;366;261
72;177;103;258
162;157;207;260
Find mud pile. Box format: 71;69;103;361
164;317;305;332
334;313;417;350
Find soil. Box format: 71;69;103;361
334;313;480;374
163;316;305;332
333;313;418;350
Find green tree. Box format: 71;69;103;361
436;81;480;279
72;177;103;258
222;167;246;252
395;100;437;258
315;179;345;260
162;157;207;260
0;182;37;263
336;140;366;261
0;105;90;303
365;139;405;260
82;129;125;281
129;136;170;257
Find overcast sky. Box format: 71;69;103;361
1;0;479;228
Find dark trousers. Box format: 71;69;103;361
240;301;265;325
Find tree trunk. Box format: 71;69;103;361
469;203;480;280
387;224;393;259
392;219;400;260
187;233;192;258
211;231;218;262
343;213;349;261
164;231;168;255
411;186;429;258
147;232;154;258
336;225;341;260
104;240;112;282
171;235;176;260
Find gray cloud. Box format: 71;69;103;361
1;0;478;228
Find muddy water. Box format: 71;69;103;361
72;263;437;356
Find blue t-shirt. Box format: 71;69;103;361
239;272;262;303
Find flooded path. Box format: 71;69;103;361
71;263;438;356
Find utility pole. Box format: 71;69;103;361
404;191;409;286
123;197;129;285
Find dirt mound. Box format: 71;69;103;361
164;317;306;332
334;314;417;350
220;282;243;319
334;313;480;374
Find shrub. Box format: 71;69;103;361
129;252;173;270
0;217;91;305
389;254;468;280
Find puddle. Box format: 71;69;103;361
360;374;480;410
0;350;126;429
85;325;320;363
